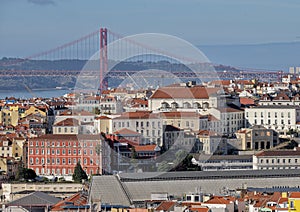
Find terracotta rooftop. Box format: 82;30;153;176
161;112;199;119
156;201;176;211
114;111;160;119
204;196;232;204
255;149;300;157
290;192;300;198
54;118;79;126
134;144;157;152
95;116;111;120
198;130;221;137
240;97;255;105
51;192;88;211
114;128;141;136
29;134;102;141
150;86;221;99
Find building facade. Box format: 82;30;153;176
28;134;110;176
253;148;300;170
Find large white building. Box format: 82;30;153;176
148;83;226;112
96;111;163;145
209;106;245;137
253;148;300;170
245;105;300;133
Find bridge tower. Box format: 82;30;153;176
100;28;108;91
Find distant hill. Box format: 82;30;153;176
199;41;300;71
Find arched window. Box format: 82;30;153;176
171;102;179;109
161;102;170;109
183;102;191;108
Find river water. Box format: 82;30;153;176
0;89;71;99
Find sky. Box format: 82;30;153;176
1;0;300;58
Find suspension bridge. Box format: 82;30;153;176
0;28;285;90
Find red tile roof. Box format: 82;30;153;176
51;192;87;211
255;149;300;157
54;118;79;126
114;128;141;136
134;144;157;152
150;86;221;99
156;201;176;211
198;130;221;137
205;196;232;204
290;192;300;198
115;111;160;119
240;97;255;105
161;112;199;119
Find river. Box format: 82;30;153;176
0;89;72;99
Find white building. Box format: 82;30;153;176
198;130;227;155
245;105;300;133
110;111;163;145
148;84;226;112
253;147;300;170
209;106;245;137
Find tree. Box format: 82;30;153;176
131;146;138;159
16;162;37;180
72;162;88;183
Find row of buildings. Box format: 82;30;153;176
1;77;300;176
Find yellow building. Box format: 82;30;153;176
24;106;47;117
0;108;19;126
288;192;300;211
0;157;19;178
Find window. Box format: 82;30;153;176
73;149;76;155
36;158;39;164
73;158;76;164
36;149;39;154
62;158;66;164
57;158;60;164
290;200;295;209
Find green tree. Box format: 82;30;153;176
16;162;37;180
72;162;88;183
131;146;138;159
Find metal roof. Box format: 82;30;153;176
6;191;61;206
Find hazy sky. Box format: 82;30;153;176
1;0;300;57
